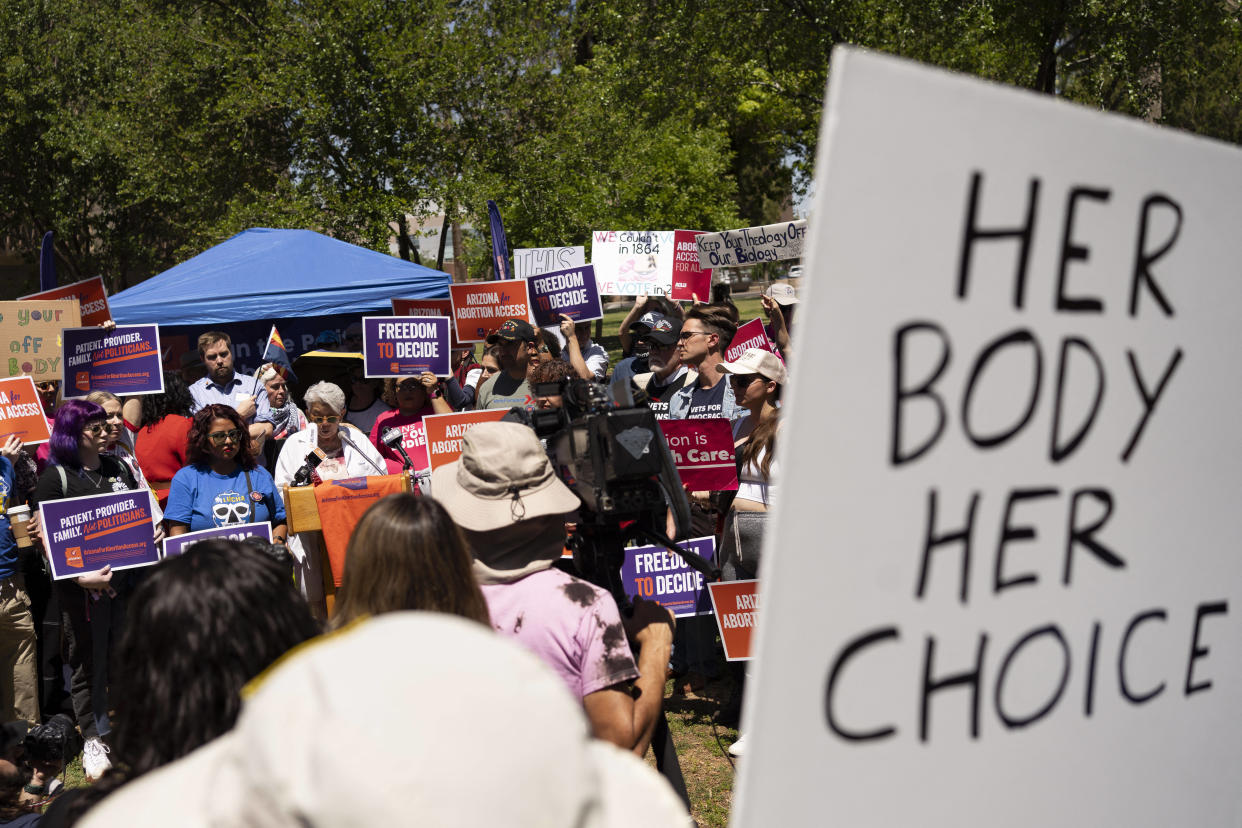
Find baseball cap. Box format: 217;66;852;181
486;319;537;344
717;347;787;384
639;316;682;347
764;281;798;306
315;329;342;346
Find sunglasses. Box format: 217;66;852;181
728;373;761;387
677;331;710;341
310;415;341;424
208;429;244;445
82;422;108;436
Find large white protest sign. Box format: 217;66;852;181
695;219;807;269
734;47;1242;827
514;246;585;279
590;230;675;296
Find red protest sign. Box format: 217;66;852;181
709;579;759;661
658;418;737;490
670;230;712;302
448;282;532;343
423;409;509;472
20;276;111;327
726;318;783;364
0;377;51;444
391;298;464;350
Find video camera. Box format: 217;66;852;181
506;377;716;605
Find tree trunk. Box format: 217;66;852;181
396;214;412;261
435;210;451;273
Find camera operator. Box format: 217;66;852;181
433;422;674;757
0;717;71;825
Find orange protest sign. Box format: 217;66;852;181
0;377;50;444
314;474;409;587
20;276;111;327
423;409;509;472
709;579;760;661
448;282;531;343
392;298;464;350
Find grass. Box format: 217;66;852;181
655;673;743;827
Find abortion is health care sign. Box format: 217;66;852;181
62;325;164;397
361;316;450;377
40;491;159;579
734;47;1242;826
620;537;715;617
726;318;782;364
657;418;737;491
525;265;603;327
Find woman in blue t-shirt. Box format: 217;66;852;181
165;405;288;543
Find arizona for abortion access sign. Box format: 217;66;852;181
735;48;1242;826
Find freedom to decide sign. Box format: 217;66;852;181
620;537;715;617
362;316;450;377
40;490;159;580
734;48;1242;827
525;264;603;327
163;522;272;558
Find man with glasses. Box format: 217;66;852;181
630;316;691;419
475;320;538;410
188;332;276;447
667;306;744;423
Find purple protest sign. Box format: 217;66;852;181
39;490;160;580
621;536;716;617
362;316;451;378
163;521;273;558
524;264;603;328
62;324;164;398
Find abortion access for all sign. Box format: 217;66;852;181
735;48;1242;826
20;276;111;327
0;377;50;445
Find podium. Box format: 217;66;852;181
280;472;413;615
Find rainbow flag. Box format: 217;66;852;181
262;325;297;382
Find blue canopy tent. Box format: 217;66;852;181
109;228;450;374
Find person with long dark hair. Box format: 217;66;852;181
39;541;320;825
131;372;194;509
164;405;287;543
330;494;489;629
29;400;148;780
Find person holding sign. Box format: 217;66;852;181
475;320;538;410
0;440;37;728
557;316;609;382
29;400;153;780
369;374;451;475
667;306;745;423
164;405;287;544
761;280;797;357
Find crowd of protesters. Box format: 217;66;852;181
0;281;796;825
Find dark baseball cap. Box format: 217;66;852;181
639;316;681;346
486;319;537;344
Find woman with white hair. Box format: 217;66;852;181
273;382;387;615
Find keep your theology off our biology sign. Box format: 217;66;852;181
734;48;1242;826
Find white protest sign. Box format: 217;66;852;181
514;246;585;279
695;220;807;269
734;47;1242;827
590;230;675;296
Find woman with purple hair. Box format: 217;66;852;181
30;399;148;781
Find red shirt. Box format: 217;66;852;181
135;415;192;507
370;407;434;474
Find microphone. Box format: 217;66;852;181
291;449;325;487
381;427;415;471
338;429;386;475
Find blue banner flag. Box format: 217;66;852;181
487;200;513;281
39;232;57;292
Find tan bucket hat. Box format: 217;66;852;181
431;421;581;531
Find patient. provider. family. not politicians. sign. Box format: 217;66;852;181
62;325;164;397
734;47;1242;827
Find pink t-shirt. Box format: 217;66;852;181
370;408;434;474
481;568;639;700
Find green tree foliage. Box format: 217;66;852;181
0;0;1238;290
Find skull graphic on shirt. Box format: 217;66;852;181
212;491;250;526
